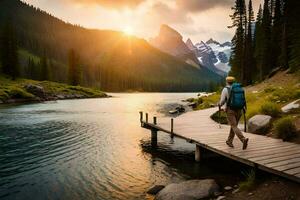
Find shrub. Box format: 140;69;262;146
274;117;297;141
211;110;228;124
260;102;281;117
6;86;35;99
239;170;256;191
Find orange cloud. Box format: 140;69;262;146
69;0;145;8
176;0;232;12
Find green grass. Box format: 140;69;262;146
260;102;282;118
195;83;300;119
239;170;256;191
0;75;107;102
274;117;298;141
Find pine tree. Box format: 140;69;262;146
40;51;49;81
244;0;255;85
228;0;247;83
280;0;289;69
270;0;283;69
68;49;81;86
260;0;272;78
0;20;19;79
286;0;300;71
254;4;264;80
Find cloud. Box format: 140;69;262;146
145;2;192;25
176;0;232;12
67;0;145;9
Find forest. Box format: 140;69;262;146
0;0;222;92
229;0;300;85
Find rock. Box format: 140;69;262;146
0;99;3;104
281;99;300;113
214;191;223;197
224;186;232;191
155;179;219;200
248;115;272;134
248;192;254;196
56;95;65;99
147;185;165;195
216;196;226;200
232;188;239;194
188;102;197;108
24;84;45;98
234;185;238;188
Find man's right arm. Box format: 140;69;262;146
218;88;228;107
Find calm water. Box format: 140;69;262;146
0;93;242;200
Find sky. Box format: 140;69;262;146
22;0;263;43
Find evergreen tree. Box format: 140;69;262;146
244;0;255;85
40;51;49;81
0;20;19;79
270;0;283;69
68;49;81;86
286;0;300;71
280;0;289;69
260;0;272;78
254;4;264;80
228;0;247;83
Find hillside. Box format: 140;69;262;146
0;0;222;92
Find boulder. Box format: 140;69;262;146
248;115;272;134
281;99;300;113
155;179;219;200
24;84;45;98
147;185;165;195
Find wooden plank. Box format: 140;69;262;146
273;162;300;172
284;167;300;175
140;107;300;183
254;153;300;164
265;157;300;168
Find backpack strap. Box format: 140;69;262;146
225;86;232;106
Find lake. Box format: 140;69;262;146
0;93;242;200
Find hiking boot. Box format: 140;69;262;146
243;138;249;150
226;141;234;148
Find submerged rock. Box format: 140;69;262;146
281;99;300;113
147;185;165;195
248;115;272;134
155;179;219;200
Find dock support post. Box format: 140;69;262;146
195;145;201;162
146;113;148;123
151;117;158;147
171;118;174;138
139;111;143;121
139;111;143;126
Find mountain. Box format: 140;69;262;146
149;25;201;69
186;38;232;75
0;0;222;92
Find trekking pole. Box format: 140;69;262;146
218;105;222;129
243;108;247;132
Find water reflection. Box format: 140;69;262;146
0;93;243;200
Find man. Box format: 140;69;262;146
218;76;249;150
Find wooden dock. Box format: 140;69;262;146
140;108;300;183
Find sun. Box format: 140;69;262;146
123;26;134;36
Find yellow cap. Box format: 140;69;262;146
226;76;235;83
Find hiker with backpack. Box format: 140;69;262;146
218;76;249;150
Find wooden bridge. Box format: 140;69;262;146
139;108;300;183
